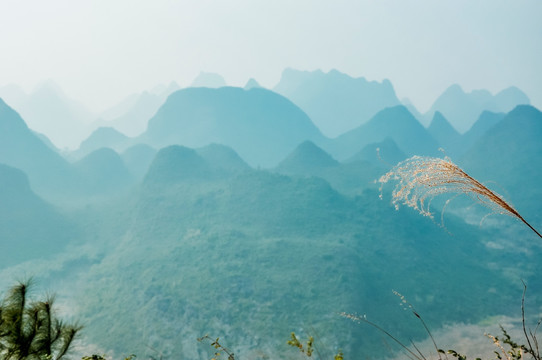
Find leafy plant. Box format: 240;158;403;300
197;335;235;360
0;281;81;360
287;332;343;360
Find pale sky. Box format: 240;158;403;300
1;0;541;113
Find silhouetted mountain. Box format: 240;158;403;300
427;111;461;152
190;71;227;88
121;144;157;180
141;87;326;167
0;98;77;196
74;148;134;195
460;105;542;221
425;84;530;132
276;140;339;174
328;105;439;160
244;78;262;90
75;127;132;159
273;68;401;137
347;137;407;167
0;163;78;267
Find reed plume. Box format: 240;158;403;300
378;155;542;239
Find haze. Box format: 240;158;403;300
1;0;541;113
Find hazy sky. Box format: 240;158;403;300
1;0;541;113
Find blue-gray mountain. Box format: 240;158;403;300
425;84;529;132
459;105;542;224
0;163;79;267
74;148;530;359
140;86;326;167
324;105;440;160
273;68;401;137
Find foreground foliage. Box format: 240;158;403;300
0;281;81;360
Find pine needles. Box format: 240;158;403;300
378;155;542;239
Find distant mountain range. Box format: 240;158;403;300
423;84;530;132
2;89;542;360
95;82;180;137
273;68;401;137
190;71;227;88
0;80;96;149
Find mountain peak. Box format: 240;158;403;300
143;145;212;185
277;140;339;173
244;78;261;90
190;72;227;88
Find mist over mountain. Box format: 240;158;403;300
0;83;27;107
121;144;158;180
141;86;326;167
4;80;96;149
190;71;227;88
96;82;179;137
327;105;440;160
75;127;131;159
273;68;401;137
425;84;530;132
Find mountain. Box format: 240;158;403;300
0;163;78;268
75;163;524;359
275;141;383;195
0;98;77;196
276;140;339;174
425;84;530;133
327;105;440;160
143;145;216;185
427;111;461;153
459;105;542;222
74;148;134;195
273;68;401;137
13;80;96;149
346;137;407;167
121;144;157;180
190;71;227;88
195;143;251;174
75;127;132;159
140;87;326;167
458;111;505;155
96;87;177;137
244;78;262;90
